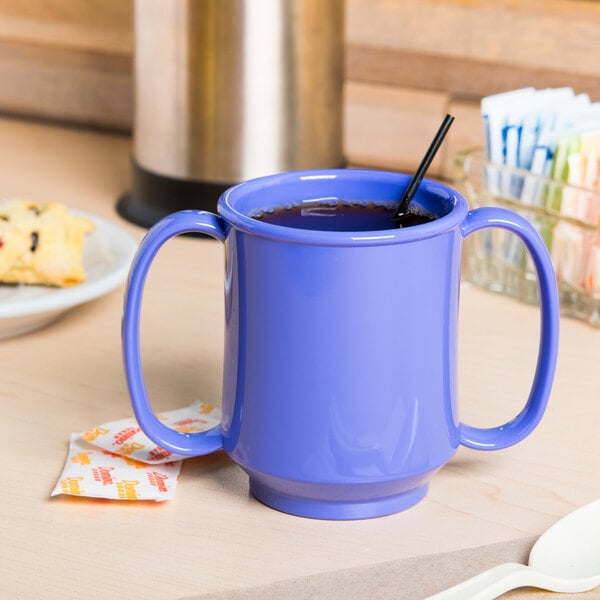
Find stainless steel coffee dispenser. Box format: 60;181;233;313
119;0;345;227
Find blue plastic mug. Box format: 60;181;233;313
122;169;559;520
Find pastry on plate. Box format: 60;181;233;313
0;199;95;287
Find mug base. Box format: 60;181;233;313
249;479;429;520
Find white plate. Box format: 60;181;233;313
0;210;138;339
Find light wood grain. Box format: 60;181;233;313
0;116;599;600
344;82;485;178
0;38;132;129
347;0;600;98
444;98;486;177
344;82;451;173
0;0;132;53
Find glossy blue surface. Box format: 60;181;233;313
122;169;559;520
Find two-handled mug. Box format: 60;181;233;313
122;169;559;520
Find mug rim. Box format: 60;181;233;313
218;168;469;246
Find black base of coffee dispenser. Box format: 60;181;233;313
117;159;232;229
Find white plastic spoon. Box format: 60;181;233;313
427;499;600;600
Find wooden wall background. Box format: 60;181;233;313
0;0;598;179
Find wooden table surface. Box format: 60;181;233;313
1;116;599;599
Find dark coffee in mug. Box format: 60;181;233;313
251;201;437;231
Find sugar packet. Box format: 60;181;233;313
51;434;182;501
479;87;600;292
52;400;221;501
481;87;600;203
80;399;220;464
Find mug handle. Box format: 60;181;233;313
458;207;560;450
122;210;226;456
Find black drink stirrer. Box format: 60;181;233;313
393;114;455;226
